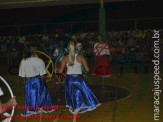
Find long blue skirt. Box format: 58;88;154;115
22;75;54;115
64;75;100;114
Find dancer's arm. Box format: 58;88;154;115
0;96;17;114
81;56;89;72
105;43;112;61
40;75;51;81
56;56;67;73
40;59;51;81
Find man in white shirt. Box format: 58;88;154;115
0;87;17;114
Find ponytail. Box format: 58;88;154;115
68;41;75;66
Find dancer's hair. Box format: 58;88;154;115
68;41;76;66
23;43;37;59
96;34;103;38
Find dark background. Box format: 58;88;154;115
0;1;163;35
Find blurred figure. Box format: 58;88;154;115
0;87;17;114
92;34;111;88
53;40;68;84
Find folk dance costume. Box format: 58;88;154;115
19;57;54;116
92;42;111;78
64;54;100;114
53;48;68;84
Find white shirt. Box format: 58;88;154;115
94;43;110;56
0;87;4;96
53;48;59;57
66;54;82;74
19;57;46;78
76;43;82;52
53;48;68;62
53;48;68;57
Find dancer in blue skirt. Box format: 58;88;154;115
19;44;54;121
55;41;100;122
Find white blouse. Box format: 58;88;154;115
66;54;82;74
19;57;46;78
94;43;110;56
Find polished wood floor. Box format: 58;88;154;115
0;66;163;122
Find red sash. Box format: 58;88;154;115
95;42;109;56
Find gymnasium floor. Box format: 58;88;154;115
0;64;163;122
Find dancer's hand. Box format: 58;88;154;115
8;96;17;106
54;68;58;73
47;77;51;81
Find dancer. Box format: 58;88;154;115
0;87;17;114
19;43;54;121
53;40;68;84
55;41;100;122
92;34;111;88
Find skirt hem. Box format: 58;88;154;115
66;103;101;114
21;108;55;116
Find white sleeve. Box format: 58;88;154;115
104;44;110;55
0;87;4;96
39;59;46;76
18;59;26;77
94;43;98;53
76;43;82;51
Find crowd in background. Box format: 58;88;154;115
0;29;163;67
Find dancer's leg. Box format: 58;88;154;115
39;112;42;122
73;113;78;122
25;118;28;122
